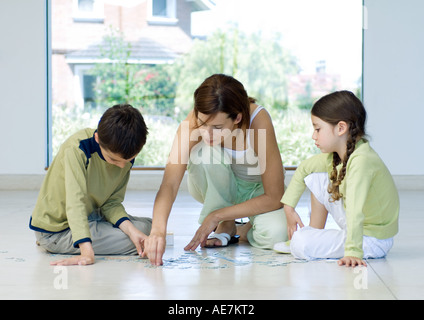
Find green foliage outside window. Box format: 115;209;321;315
53;27;322;167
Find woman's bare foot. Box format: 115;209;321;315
205;220;237;247
236;222;252;242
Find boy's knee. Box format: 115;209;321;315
130;216;153;235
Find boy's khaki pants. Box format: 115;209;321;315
35;213;152;255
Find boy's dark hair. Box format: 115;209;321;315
97;104;148;159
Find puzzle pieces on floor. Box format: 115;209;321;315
45;247;310;270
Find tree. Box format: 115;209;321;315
170;27;300;116
89;27;177;117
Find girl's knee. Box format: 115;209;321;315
290;227;311;259
291;226;345;260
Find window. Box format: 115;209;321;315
153;0;167;16
74;65;97;109
50;0;363;168
148;0;178;25
78;0;94;12
72;0;104;23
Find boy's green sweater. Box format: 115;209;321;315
30;128;133;248
282;140;399;258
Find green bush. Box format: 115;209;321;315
51;27;340;167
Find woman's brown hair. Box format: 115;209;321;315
193;74;255;129
311;90;367;202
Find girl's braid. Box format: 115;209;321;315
328;122;360;202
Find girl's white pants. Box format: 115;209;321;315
290;173;393;260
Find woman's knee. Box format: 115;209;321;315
248;210;287;249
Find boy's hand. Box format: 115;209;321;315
50;242;95;266
119;220;148;256
50;255;95;266
338;256;367;267
128;229;148;256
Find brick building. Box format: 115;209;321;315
51;0;213;109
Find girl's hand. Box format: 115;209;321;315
284;206;304;239
338;256;367;267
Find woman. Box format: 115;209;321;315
143;74;287;265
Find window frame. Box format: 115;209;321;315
147;0;178;26
47;0;364;172
72;0;104;23
73;64;97;110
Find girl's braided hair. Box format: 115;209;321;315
311;91;367;202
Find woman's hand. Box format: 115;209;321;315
184;212;220;251
142;232;167;266
284;205;304;239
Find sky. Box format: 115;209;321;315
191;0;363;89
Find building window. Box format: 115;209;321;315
78;0;94;12
50;0;363;168
73;0;104;23
153;0;167;16
74;65;97;110
148;0;178;25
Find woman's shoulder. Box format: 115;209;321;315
250;103;265;115
249;104;271;128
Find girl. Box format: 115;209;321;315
274;90;399;267
143;74;287;265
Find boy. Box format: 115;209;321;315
30;104;152;266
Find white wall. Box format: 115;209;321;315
363;0;424;175
0;0;48;174
0;0;423;178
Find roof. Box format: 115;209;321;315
66;36;179;65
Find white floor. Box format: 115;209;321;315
0;188;423;300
